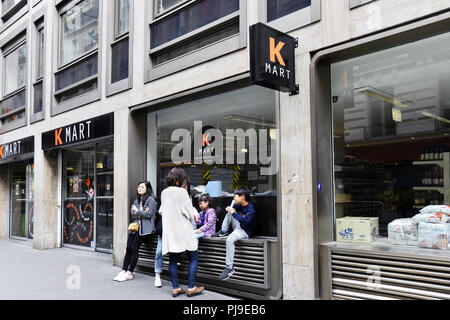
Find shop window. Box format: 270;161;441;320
53;0;101;114
107;0;132;96
263;0;319;33
1;0;28;32
349;0;375;9
0;29;27;133
147;0;247;81
30;13;45;123
331;31;450;247
148;85;279;238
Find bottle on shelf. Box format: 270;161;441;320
424;147;430;160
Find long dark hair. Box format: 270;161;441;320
166;167;187;188
136;181;154;203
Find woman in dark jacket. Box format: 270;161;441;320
114;181;157;282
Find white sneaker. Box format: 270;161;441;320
113;271;126;281
124;272;133;281
155;277;162;288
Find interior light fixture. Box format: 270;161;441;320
421;111;450;124
355;86;409;108
224;115;275;128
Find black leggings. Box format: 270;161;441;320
122;232;142;273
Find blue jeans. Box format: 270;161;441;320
154;235;163;274
169;250;198;289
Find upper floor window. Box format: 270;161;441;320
263;0;320;33
53;0;101;114
1;0;28;34
60;0;99;66
0;28;27;132
147;0;247;81
267;0;311;22
31;11;45;122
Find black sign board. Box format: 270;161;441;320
250;23;298;95
42;113;114;150
0;136;34;163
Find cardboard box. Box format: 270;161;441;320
336;217;379;243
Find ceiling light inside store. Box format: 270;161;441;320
355;86;409;108
224;115;275;128
421;112;450;124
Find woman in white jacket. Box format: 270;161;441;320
159;167;204;297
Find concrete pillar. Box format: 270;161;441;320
0;164;9;239
33;134;59;250
280;53;316;299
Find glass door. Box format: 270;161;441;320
10;160;34;240
95;142;114;251
63;147;95;248
62;142;114;251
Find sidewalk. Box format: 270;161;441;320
0;239;237;300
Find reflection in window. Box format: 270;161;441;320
60;0;99;66
4;43;26;96
151;85;279;237
331;31;450;238
154;0;185;16
267;0;311;22
116;0;129;36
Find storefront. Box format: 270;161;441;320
313;13;450;299
0;136;35;241
42;113;114;252
132;78;283;299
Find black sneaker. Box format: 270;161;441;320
212;230;228;238
218;267;235;280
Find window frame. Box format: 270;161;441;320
349;0;375;9
51;0;102;116
106;0;133;97
0;21;28;133
0;0;29;34
261;0;320;33
145;0;247;82
30;6;45;124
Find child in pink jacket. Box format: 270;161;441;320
195;193;217;238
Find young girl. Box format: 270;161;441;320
195;193;217;239
113;181;157;282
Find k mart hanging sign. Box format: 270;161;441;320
42;113;114;150
250;23;298;95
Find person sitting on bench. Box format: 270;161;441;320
212;188;256;280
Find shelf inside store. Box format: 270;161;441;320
412;160;444;167
412;186;444;193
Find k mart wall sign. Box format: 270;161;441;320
0;136;34;163
42;113;114;150
250;23;299;95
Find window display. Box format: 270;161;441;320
150;85;279;237
331;31;450;249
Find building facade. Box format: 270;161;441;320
1;0;450;300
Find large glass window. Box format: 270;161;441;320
1;33;26;130
331;32;450;246
4;43;26;96
10;160;34;239
267;0;311;22
60;0;99;66
149;85;279;237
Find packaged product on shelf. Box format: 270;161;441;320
336;217;378;243
387;218;418;245
419;205;450;215
418;223;450;250
412;212;450;224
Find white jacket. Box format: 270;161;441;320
159;186;199;255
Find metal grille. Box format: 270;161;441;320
137;235;269;289
330;249;450;300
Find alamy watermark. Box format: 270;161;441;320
66;265;81;290
170;121;279;176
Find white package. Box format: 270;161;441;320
418;223;450;250
388;218;418;245
419;205;450;215
412;212;450;224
